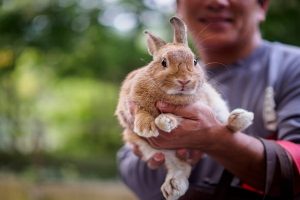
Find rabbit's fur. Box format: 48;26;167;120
115;17;254;200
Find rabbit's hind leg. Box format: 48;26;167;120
161;151;191;200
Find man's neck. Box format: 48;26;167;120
198;34;262;66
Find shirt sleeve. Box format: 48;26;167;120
273;48;300;191
275;49;300;142
116;145;166;200
274;55;300;173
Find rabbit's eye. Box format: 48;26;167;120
161;58;167;68
194;58;199;66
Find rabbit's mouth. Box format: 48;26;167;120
166;86;196;95
180;85;190;92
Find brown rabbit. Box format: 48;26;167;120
115;16;254;200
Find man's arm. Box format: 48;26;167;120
149;102;298;194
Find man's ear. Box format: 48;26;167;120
259;0;270;22
261;0;270;12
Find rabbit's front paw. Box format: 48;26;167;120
227;109;254;132
134;120;159;138
161;173;189;200
155;114;180;133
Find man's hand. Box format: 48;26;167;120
128;100;212;168
175;148;204;165
146;101;226;150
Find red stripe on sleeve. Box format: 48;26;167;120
276;140;300;174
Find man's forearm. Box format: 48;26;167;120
202;126;266;190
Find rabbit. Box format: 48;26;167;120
115;16;254;200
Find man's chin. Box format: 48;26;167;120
196;35;238;49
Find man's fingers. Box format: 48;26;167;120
175;149;203;165
178;119;202;131
156;101;188;116
188;150;204;165
176;149;189;160
132;143;201;168
147;152;165;169
131;144;143;158
156;101;205;119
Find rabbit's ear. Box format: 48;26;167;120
144;31;166;56
170;16;187;46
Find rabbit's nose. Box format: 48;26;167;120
177;79;191;86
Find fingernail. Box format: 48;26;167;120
153;153;164;161
177;149;188;157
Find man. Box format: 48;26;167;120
117;0;300;199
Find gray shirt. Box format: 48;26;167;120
117;41;300;200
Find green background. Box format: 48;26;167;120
0;0;299;183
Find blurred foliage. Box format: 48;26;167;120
261;0;300;46
0;0;299;181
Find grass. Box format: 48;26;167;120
0;176;136;200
